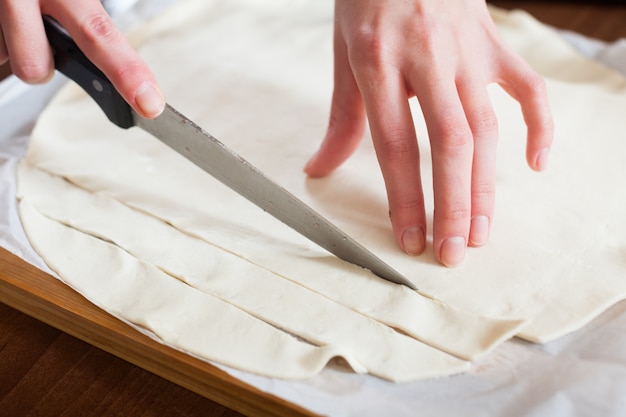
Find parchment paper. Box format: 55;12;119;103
1;1;625;416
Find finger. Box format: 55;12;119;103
305;30;366;178
457;78;499;248
44;1;164;118
415;74;474;266
353;65;426;256
0;1;54;83
498;55;554;172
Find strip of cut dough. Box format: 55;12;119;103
18;161;526;361
19;163;471;382
18;199;366;379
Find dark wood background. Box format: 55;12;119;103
2;2;626;416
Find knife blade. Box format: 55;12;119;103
43;16;417;290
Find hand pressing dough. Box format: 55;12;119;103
17;0;626;381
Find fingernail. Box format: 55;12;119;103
536;148;550;171
135;82;165;118
401;226;425;256
469;215;490;247
440;236;466;267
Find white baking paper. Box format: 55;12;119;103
1;1;625;416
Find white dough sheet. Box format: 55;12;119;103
3;0;626;415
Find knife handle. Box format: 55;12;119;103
43;16;135;129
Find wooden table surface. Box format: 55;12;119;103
2;2;626;416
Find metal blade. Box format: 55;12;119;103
134;105;417;290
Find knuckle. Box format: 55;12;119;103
114;61;144;79
471;183;495;204
106;60;146;87
518;70;547;96
326;110;363;141
346;22;390;70
377;130;417;161
389;198;425;222
14;62;52;83
327;89;364;132
390;190;426;210
436;204;471;223
350;23;382;52
434;120;472;151
469;109;498;137
81;13;118;44
396;198;426;213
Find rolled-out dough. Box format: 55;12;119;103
17;0;626;380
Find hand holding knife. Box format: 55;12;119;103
42;16;418;290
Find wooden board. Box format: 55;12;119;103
0;247;318;417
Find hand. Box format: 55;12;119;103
305;0;554;266
0;0;164;118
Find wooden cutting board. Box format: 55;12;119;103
0;246;317;417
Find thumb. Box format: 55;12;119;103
305;38;366;177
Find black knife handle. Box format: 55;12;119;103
43;16;135;129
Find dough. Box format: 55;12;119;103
19;164;471;382
16;0;626;380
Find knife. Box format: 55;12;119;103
43;16;417;290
